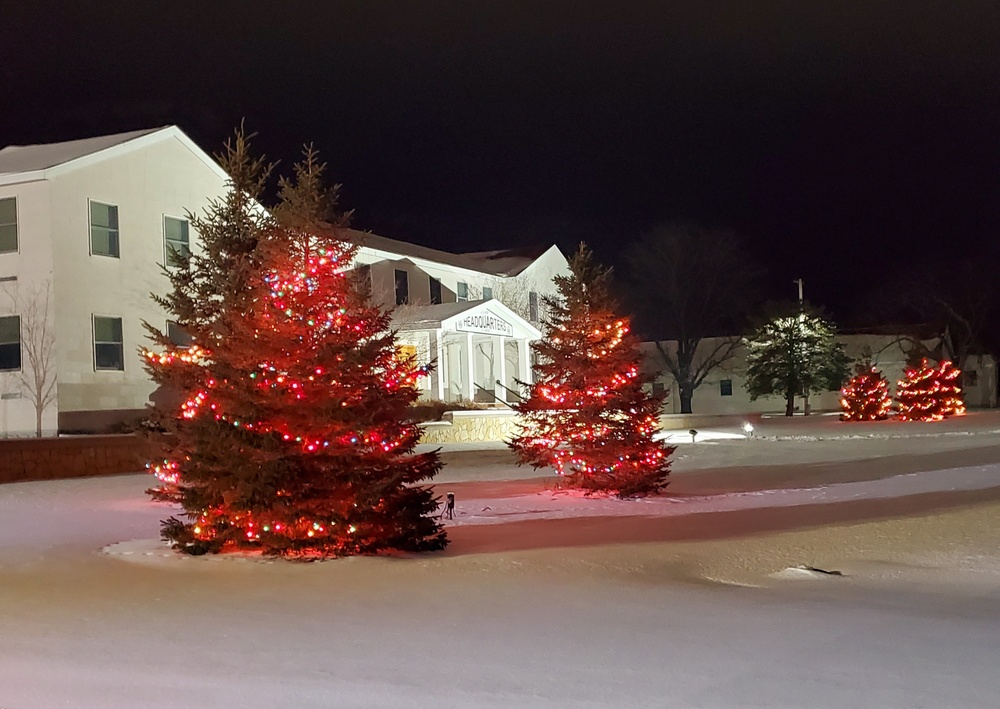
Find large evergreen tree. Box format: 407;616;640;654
144;132;446;557
744;309;851;416
509;244;674;498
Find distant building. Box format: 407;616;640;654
0;126;568;436
642;331;996;416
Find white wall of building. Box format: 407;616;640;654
45;134;227;418
0;180;57;435
0;130;229;435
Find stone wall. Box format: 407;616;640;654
418;409;521;444
0;435;149;484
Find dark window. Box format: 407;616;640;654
394;269;409;305
0;315;20;371
353;264;372;299
94;316;124;371
164;216;190;267
429;276;442;304
720;379;733;396
652;381;665;395
528;291;539;322
482;286;493;300
90;201;120;257
965;370;979;387
0;197;17;253
457;281;468;302
167;321;193;347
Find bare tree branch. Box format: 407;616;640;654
1;279;56;436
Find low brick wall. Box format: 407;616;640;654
659;412;765;431
419;409;521;444
0;435;150;484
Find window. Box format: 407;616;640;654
528;291;539;322
90;201;119;257
965;370;979;387
482;286;493;300
652;381;665;395
354;264;372;298
0;315;20;371
394;269;409;306
457;281;469;302
164;216;190;267
429;276;442;305
0;197;17;253
93;316;124;371
720;379;733;396
167;320;193;347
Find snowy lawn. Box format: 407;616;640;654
3;415;1000;708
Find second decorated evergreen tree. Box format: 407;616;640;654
839;359;892;421
144;133;446;557
896;358;966;422
509;244;674;497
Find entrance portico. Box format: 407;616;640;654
393;300;541;404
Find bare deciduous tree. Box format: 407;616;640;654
624;223;762;414
1;280;56;437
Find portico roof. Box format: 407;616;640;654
392;299;542;339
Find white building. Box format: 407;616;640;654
643;332;997;416
0;126;568;436
352;235;566;404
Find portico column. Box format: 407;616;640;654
435;330;445;401
496;335;506;403
465;331;475;401
519;338;531;386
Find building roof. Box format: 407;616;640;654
392;300;485;330
459;245;552;276
350;229;546;277
0;127;168;175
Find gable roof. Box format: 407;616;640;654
459;245;552;276
0;127;166;175
0;125;230;185
392;298;542;339
350;229;549;277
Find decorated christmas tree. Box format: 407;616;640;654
508;243;674;497
839;358;892;421
144;133;446;557
895;358;966;422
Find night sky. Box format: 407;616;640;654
3;2;998;322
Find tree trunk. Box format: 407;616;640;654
785;392;795;417
679;384;694;414
35;404;42;438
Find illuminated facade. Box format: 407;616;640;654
0;126;568;435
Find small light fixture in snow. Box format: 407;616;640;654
742;422;755;439
689;429;698;443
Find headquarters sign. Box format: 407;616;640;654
454;310;514;337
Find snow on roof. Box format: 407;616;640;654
351;229;543;277
0;127;168;175
458;245;551;276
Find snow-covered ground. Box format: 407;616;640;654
3;415;1000;708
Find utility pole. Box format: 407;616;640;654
792;277;809;415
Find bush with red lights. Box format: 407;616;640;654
895;358;966;422
839;360;891;421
